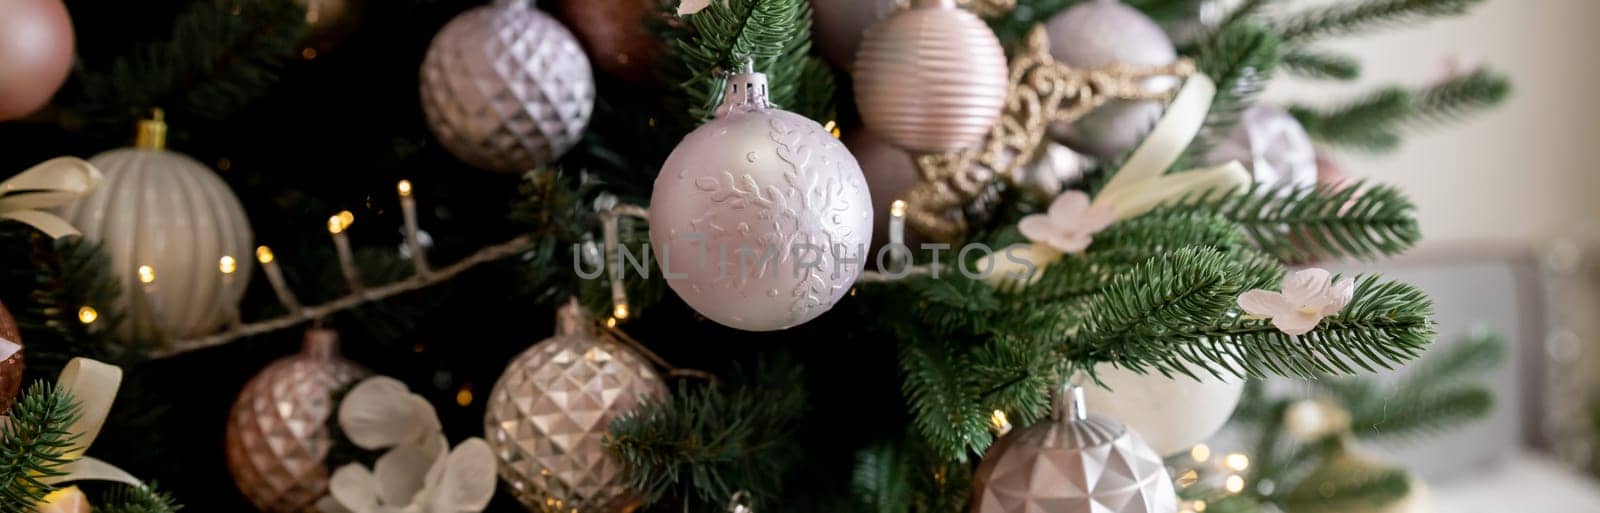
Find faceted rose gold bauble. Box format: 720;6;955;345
485;301;667;513
853;0;1008;153
419;0;595;173
844;128;924;254
809;0;898;70
649;65;873;331
0;0;75;121
1044;0;1178;159
0;300;26;415
973;386;1177;513
548;0;664;83
226;329;370;512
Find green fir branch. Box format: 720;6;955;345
96;484;184;513
1077;275;1434;379
1282;48;1362;81
1347;387;1491;440
72;0;307;128
1145;182;1422;262
1409;68;1512;126
899;337;992;462
1289;87;1413;152
662;0;830;126
607;360;806;509
1396;331;1505;391
1190;23;1281;159
0;384;80;510
0;226;133;376
1276;0;1485;44
852;436;971;513
1075;248;1243;376
1279;463;1411;511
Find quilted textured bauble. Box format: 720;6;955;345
973;386;1177;513
485;300;666;513
649;64;873;331
853;0;1008;153
420;0;595;173
62;114;254;345
1044;0;1178;159
1203;105;1319;190
226;329;370;512
0;300;25;415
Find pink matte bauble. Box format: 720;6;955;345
0;0;74;121
809;0;898;70
844;128;925;254
1044;0;1178;159
853;0;1008;153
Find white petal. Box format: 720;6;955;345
1080;202;1118;233
427;438;498;512
1017;214;1057;244
1322;277;1356;314
677;0;711;15
1048;191;1092;227
1283;268;1333;304
1048;232;1094;254
1237;290;1291;317
329;464;379;512
375;435;447;507
1272;310;1323;336
340;377;430;450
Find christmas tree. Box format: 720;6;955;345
0;0;1510;511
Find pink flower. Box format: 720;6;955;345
1018;191;1118;254
1237;268;1355;336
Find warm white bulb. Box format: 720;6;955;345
890;199;907;218
327;215;346;234
77;306;98;324
219;255;238;274
1190;443;1211;463
137;265;156;284
1225;453;1250;472
1224;475;1245;494
256;245;275;264
397;179;414;197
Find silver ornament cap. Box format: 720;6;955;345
649;62;874;331
973;384;1179;513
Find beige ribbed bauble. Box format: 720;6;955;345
853;0;1008;153
63;113;254;344
226;329;370;512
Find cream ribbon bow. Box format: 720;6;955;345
0;157;102;239
985;74;1253;285
39;358;141;487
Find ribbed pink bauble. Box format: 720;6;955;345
0;0;74;121
853;0;1008;154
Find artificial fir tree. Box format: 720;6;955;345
0;0;1510;511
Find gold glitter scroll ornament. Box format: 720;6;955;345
973;384;1178;513
853;0;1008;153
63;111;255;344
902;26;1193;241
484;300;666;513
226;328;370;512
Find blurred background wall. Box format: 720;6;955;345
1267;0;1600;245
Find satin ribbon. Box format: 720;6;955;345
39;358;141;487
1091;73;1252;219
983;74;1252;285
0;157;102;239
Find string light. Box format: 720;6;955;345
605;317;617;328
890;199;907;218
1190;443;1211;463
988;409;1011;435
1224;474;1245;494
823;120;840;138
455;384;474;406
219;255;238;274
612;303;629;321
1224;453;1250;472
1192;500;1207;512
327;214;349;234
397;179;413;197
137;265;156;284
338;210;355;227
256;245;275;264
302;47;318;60
77;306;98;325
